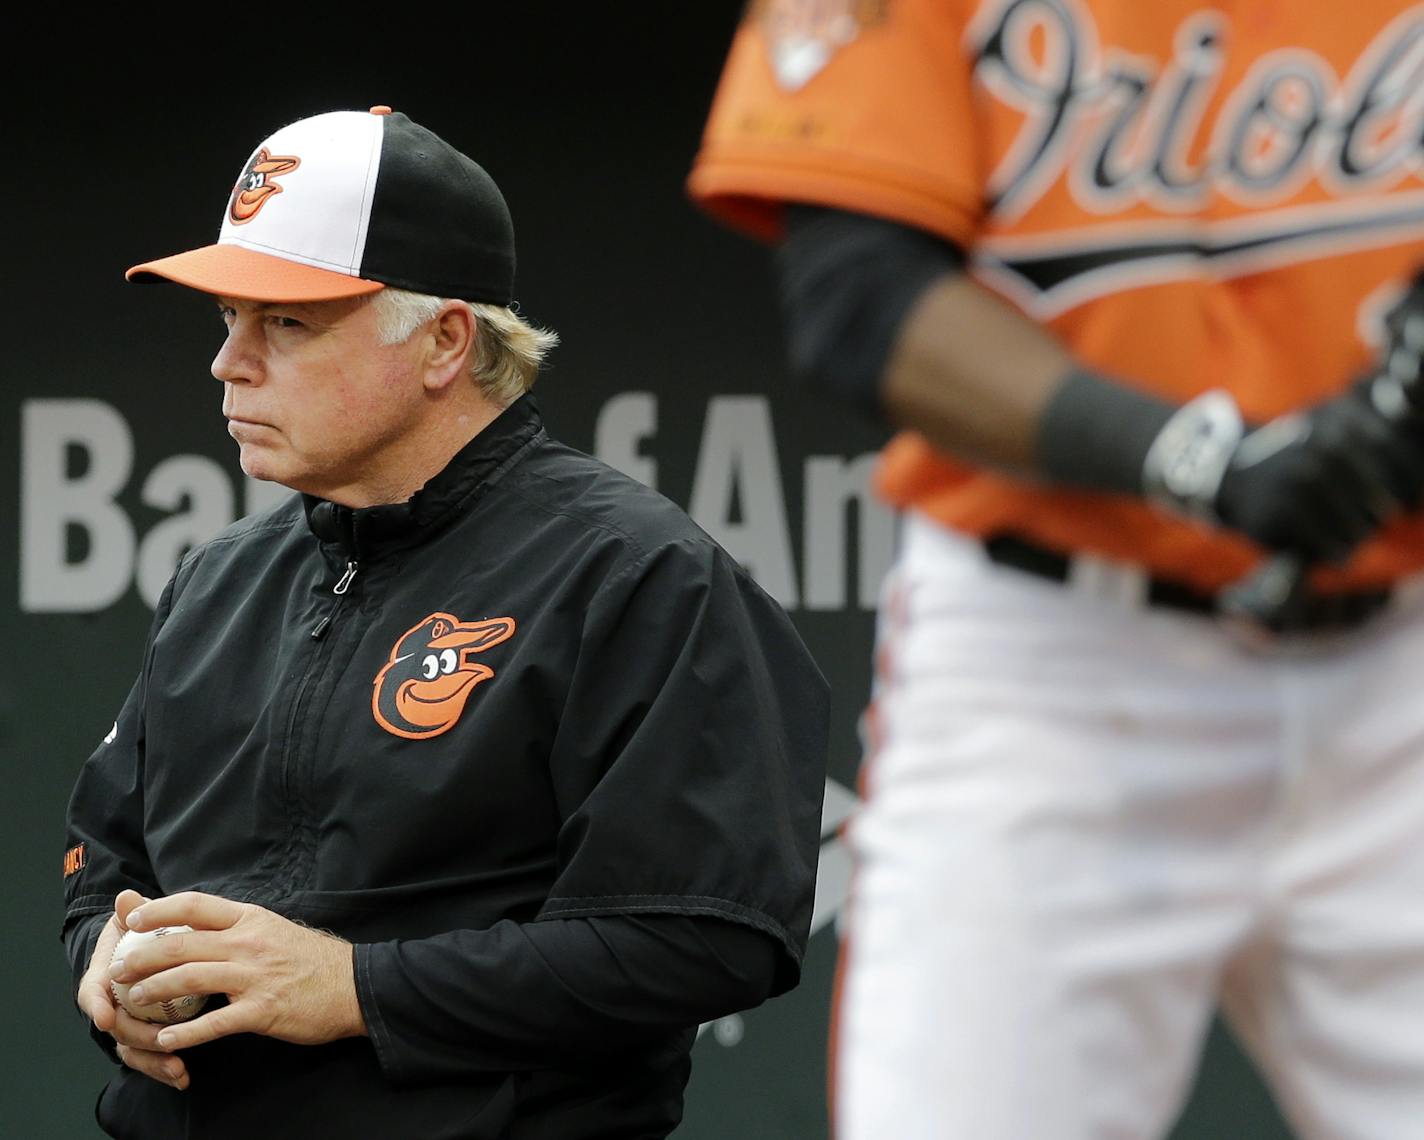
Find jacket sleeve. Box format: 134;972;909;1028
355;913;779;1084
60;573;180;1054
536;536;829;981
356;535;829;1085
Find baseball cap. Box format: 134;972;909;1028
127;107;515;304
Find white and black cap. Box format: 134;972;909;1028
127;107;515;304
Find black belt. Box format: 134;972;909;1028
982;534;1394;633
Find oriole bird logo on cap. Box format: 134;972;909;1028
229;148;300;225
372;613;517;739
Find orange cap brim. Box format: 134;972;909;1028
126;243;385;302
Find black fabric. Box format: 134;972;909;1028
87;914;775;1140
777;204;964;420
1213;376;1424;564
62;394;829;1139
95;1039;519;1140
361;112;517;304
357;914;777;1080
1036;367;1181;492
983;532;1394;631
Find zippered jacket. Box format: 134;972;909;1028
62;394;830;1139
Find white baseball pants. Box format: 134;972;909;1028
834;512;1424;1140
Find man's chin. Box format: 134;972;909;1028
238;453;332;499
235;445;290;487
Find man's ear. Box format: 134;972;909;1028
423;301;476;392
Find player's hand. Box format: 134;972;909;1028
105;892;367;1053
1214;378;1424;562
76;889;192;1090
1145;381;1424;563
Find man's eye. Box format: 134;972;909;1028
270;316;304;330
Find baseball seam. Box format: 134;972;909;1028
150;928;177;1023
113;926;199;1023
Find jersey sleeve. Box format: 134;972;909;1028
536;537;829;991
689;0;983;247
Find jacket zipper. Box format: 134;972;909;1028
277;557;361;898
311;560;359;640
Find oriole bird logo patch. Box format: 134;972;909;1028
372;613;517;739
228;148;300;224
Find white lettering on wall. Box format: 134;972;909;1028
803;453;895;610
19;395;890;615
21;400;137;613
688;396;800;608
135;457;235;609
595;392;659;488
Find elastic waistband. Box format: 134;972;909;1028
982;533;1393;634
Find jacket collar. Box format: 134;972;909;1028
302;393;545;559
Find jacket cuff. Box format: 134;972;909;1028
352;942;402;1086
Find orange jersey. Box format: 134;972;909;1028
690;0;1424;591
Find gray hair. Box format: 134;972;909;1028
369;287;558;407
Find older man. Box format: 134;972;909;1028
64;107;827;1140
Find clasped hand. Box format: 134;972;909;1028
76;889;366;1090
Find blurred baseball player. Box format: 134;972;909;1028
63;106;829;1139
692;1;1424;1137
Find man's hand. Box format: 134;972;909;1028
1143;380;1424;563
104;891;367;1056
77;889;192;1090
1217;378;1424;562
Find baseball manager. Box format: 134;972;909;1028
63;106;828;1140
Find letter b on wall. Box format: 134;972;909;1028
21;400;136;613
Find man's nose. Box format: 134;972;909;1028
211;323;262;385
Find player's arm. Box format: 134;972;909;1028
779;205;1424;563
778;205;1062;468
100;891;778;1080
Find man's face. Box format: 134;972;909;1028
212;294;429;505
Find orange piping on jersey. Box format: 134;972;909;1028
828;571;906;1137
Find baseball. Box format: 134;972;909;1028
109;925;208;1025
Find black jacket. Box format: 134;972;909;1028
63;395;829;1139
